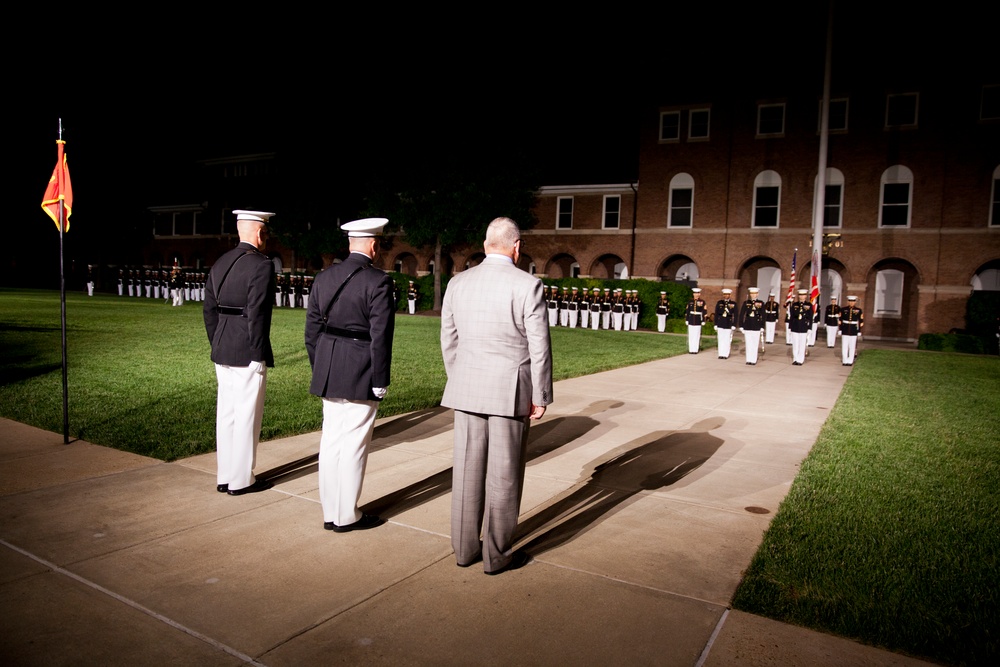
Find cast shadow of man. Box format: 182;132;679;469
259;406;455;484
361;400;624;519
514;416;726;556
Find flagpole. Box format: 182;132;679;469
57;119;70;444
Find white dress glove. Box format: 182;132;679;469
372;387;387;399
249;360;266;375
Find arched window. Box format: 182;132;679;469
668;173;694;227
879;165;913;228
752;170;781;228
875;269;904;317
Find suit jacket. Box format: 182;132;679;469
440;256;553;418
203;242;275;367
305;252;395;401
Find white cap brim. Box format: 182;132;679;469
341;217;389;237
233;209;276;223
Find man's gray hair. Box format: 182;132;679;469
484;217;520;251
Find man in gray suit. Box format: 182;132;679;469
306;218;396;533
441;217;553;575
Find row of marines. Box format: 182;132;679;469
115;268;206;301
684;287;864;366
546;285;665;332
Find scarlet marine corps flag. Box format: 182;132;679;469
810;273;820;310
41;139;73;232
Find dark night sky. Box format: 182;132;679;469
10;3;989;279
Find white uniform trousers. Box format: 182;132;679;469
687;325;701;353
613;311;623;331
302;294;309;310
580;308;590;329
791;331;808;364
601;311;611;329
451;410;529;573
548;308;558;327
215;363;267;491
567;308;577;328
785;323;792;344
765;320;776;343
744;329;761;364
320;398;378;526
717;327;734;358
842;334;858;365
408;299;416;314
808;322;818;346
657;314;666;332
826;325;838;348
591;310;600;330
559;308;569;327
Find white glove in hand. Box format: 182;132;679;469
249;361;266;375
372;387;387;399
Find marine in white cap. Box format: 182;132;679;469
656;290;670;333
306;217;395;532
839;295;864;365
407;279;418;315
763;290;780;343
204;209;277;495
788;288;813;365
739;287;765;365
685;287;707;353
825;295;842;348
714;288;737;359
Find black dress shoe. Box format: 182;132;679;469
227;479;273;496
485;551;532;576
325;513;384;533
217;484;228;493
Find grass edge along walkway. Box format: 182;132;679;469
731;350;1000;667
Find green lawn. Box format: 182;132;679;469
0;289;688;460
732;350;1000;666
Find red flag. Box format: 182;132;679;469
785;250;797;307
810;274;820;309
41;139;73;232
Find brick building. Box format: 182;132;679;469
383;79;999;341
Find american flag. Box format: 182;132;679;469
785;249;797;307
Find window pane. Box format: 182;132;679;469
661;112;680;140
881;205;909;226
672;188;692;207
884;183;910;205
756;186;779;207
689;109;710;138
828;99;848;131
671;208;691;226
759;105;784;134
755;208;778;227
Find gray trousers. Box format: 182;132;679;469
451;410;529;572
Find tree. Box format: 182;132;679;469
364;151;540;310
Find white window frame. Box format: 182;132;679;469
668;173;695;227
820;97;849;133
659;111;681;142
814;167;845;228
603;195;621;229
885;92;919;129
879;165;914;228
875;269;904;318
752;170;782;228
556;196;573;229
688;108;710;140
757;103;785;137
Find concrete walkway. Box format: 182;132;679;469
0;335;933;666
